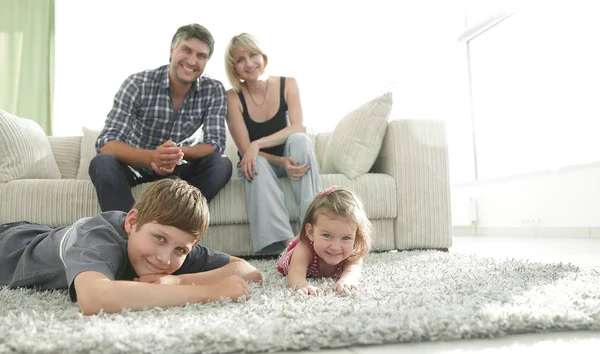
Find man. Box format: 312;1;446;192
90;24;232;212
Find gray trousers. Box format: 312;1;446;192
240;133;322;253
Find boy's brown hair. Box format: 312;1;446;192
132;178;209;244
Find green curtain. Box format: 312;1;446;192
0;0;54;134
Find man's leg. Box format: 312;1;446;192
175;152;232;202
89;154;157;212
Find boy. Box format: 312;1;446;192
0;179;261;315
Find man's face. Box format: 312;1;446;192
125;209;196;277
169;38;210;85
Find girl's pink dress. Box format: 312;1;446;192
276;238;345;278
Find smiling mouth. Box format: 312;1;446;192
181;64;197;73
146;259;166;273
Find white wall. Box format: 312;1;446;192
452;164;600;228
451;0;600;231
53;0;474;184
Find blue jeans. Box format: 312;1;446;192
89;152;232;212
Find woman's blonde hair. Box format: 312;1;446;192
224;33;269;92
132;178;209;245
298;186;373;259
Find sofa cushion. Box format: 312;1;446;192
76;127;101;180
48;136;82;179
320;92;393;179
0;109;61;182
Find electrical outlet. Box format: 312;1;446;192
521;218;542;226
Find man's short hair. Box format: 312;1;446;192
171;24;215;59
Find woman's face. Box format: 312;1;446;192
233;50;266;81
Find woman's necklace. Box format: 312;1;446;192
246;78;269;107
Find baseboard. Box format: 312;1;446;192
453;226;600;238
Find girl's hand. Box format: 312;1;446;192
134;274;182;286
328;280;358;295
294;283;323;296
281;157;308;180
241;142;260;181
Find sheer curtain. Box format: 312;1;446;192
0;0;54;134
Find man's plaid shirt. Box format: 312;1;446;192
96;65;227;154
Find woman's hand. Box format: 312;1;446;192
281;157;308;180
241;142;260;181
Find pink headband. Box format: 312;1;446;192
319;187;335;197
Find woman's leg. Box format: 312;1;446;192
243;156;294;253
284;133;322;221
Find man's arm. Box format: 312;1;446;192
74;271;250;315
199;80;228;156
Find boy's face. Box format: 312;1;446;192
124;209;196;277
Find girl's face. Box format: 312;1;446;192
305;211;358;265
233;50;265;81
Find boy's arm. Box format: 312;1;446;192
287;241;320;295
178;256;262;285
330;258;364;294
74;270;250;315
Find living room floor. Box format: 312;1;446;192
289;235;600;354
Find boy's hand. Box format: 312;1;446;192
328;280;358;295
294;283;323;296
134;274;181;286
205;275;251;302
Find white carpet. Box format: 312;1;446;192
1;250;600;354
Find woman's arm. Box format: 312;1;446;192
74;270;250;315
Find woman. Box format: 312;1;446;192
224;33;321;254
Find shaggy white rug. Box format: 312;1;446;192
1;250;600;354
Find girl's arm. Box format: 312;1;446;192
286;240;321;295
330;258;364;294
74;270;250;315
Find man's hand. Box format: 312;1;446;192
294;283;323;296
281;157;308;180
151;140;183;175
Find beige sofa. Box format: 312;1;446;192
0;102;452;256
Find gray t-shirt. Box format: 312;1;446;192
0;211;230;301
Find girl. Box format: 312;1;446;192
277;186;373;295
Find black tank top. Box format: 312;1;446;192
238;76;289;159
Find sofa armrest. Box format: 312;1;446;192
375;119;452;249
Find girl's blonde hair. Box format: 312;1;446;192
298;186;373;259
224;33;269;92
